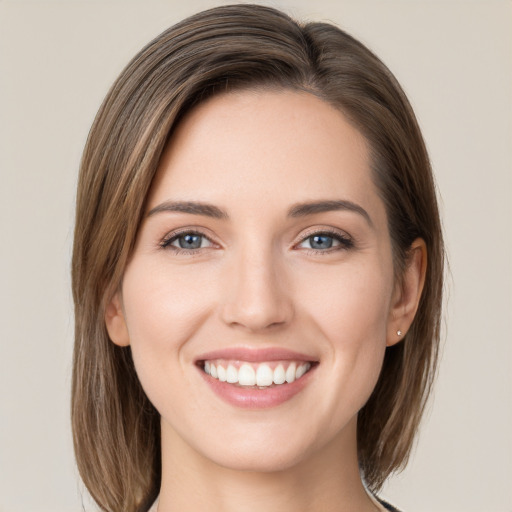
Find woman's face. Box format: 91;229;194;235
107;90;403;472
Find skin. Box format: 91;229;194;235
105;90;426;512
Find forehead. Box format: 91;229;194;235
148;90;384;224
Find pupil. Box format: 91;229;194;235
311;235;332;249
180;234;201;249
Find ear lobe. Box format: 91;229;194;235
104;292;130;347
387;238;427;347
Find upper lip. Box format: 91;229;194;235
196;347;318;363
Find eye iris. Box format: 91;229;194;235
178;234;202;249
310;234;333;249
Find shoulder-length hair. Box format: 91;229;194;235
72;4;444;511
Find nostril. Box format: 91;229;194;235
220;294;294;332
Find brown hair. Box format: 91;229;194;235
72;4;443;511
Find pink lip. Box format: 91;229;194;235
198;368;316;409
195;347;318;409
196;347;317;363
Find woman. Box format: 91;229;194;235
72;4;443;512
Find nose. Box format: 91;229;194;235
219;246;294;332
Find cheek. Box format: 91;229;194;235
119;259;217;405
122;258;214;348
297;259;393;408
299;258;393;340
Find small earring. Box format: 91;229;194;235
397;330;403;336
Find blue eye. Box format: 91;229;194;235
298;232;353;251
161;230;351;254
163;231;212;251
309;234;335;249
175;233;203;249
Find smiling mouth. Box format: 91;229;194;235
200;360;315;388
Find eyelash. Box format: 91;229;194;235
298;228;354;255
160;228;354;255
160;229;214;255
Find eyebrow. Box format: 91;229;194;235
147;199;372;226
287;200;373;227
147;201;229;219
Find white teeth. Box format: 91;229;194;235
204;360;313;387
256;364;274;386
238;364;256;386
296;363;310;379
273;364;286;385
226;364;238;383
217;365;227;382
285;362;296;383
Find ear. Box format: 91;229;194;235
104;291;130;347
387;238;427;347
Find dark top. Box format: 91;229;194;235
377;495;402;512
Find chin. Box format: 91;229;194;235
188;422;326;474
208;445;310;474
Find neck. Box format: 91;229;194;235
156;418;378;512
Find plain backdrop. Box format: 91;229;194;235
1;1;511;511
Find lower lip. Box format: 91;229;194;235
198;366;316;409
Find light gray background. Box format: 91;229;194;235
1;1;511;511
